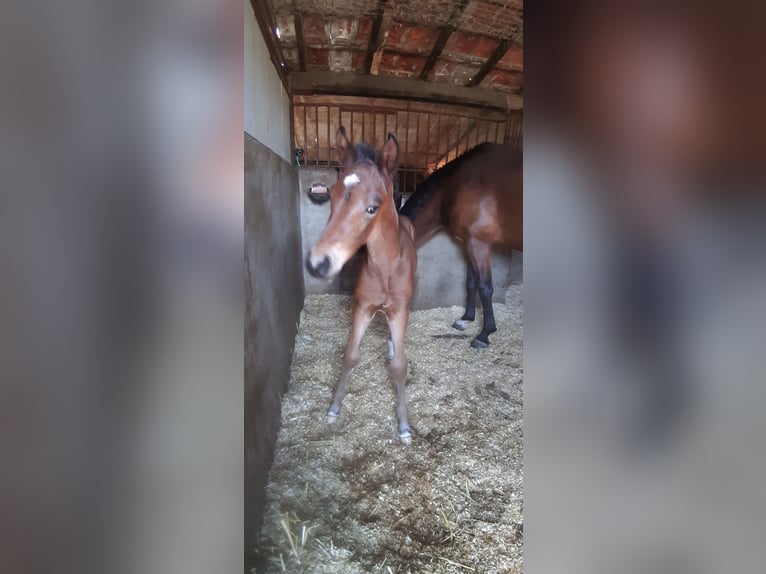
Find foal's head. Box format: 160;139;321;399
306;126;399;279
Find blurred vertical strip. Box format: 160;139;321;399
525;1;766;573
0;0;243;573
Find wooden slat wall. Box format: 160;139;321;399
293;95;522;197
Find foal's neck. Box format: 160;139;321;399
364;197;401;277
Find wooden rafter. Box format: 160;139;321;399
293;8;307;72
364;1;385;73
290;71;522;110
466;38;512;87
419;27;453;80
250;0;289;88
419;0;470;80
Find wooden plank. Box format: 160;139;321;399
420;0;469;80
364;1;385;73
289;71;523;111
289;99;295;162
434;116;476;168
466;39;512;88
292;94;511;121
293;10;306;72
250;0;288;89
420;27;453;80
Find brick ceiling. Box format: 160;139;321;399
252;0;523;111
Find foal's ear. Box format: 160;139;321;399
379;132;399;178
336;126;355;167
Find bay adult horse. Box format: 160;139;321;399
399;143;522;348
305;127;417;444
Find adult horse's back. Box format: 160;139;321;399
400;143;522;348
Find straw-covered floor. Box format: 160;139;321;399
257;285;523;574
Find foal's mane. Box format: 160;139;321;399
354;142;378;163
345;141;399;200
398;142;492;221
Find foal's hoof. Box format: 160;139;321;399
452;319;470;331
398;429;412;445
326;409;339;424
386;339;395;361
470;337;489;349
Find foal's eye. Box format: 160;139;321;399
366;205;379;215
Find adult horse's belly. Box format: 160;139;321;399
448;192;521;247
497;191;523;249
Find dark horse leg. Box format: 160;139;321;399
452;262;478;331
466;239;496;349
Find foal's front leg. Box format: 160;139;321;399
327;303;373;423
386;308;412;444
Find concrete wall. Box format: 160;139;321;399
244;133;303;570
298;167;341;294
244;0;291;163
411;234;523;310
244;3;303;570
297;167;522;308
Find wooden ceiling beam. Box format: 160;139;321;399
250;0;289;89
419;26;453;80
293;4;307;72
466;38;512;87
289;71;523;111
364;1;385;74
420;0;470;80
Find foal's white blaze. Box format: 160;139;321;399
343;173;360;188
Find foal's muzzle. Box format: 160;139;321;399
306;252;332;279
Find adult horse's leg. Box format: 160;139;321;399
452;261;478;330
386;308;411;444
466;239;497;349
327;302;373;423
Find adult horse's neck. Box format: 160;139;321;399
399;171;449;248
399;185;443;248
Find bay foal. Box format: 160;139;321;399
306;127;417;444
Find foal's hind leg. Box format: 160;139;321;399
466;239;497;349
453;262;478;331
386;308;412;444
327;303;373;423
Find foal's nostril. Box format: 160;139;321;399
306;253;332;278
316;255;331;277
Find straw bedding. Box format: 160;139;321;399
256;285;523;574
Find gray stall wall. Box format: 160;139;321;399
412;236;522;310
245;133;303;568
297;167;341;294
298;166;522;309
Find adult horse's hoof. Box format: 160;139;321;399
326;409;339;424
398;429;412;445
452;319;471;331
470;337;489;349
